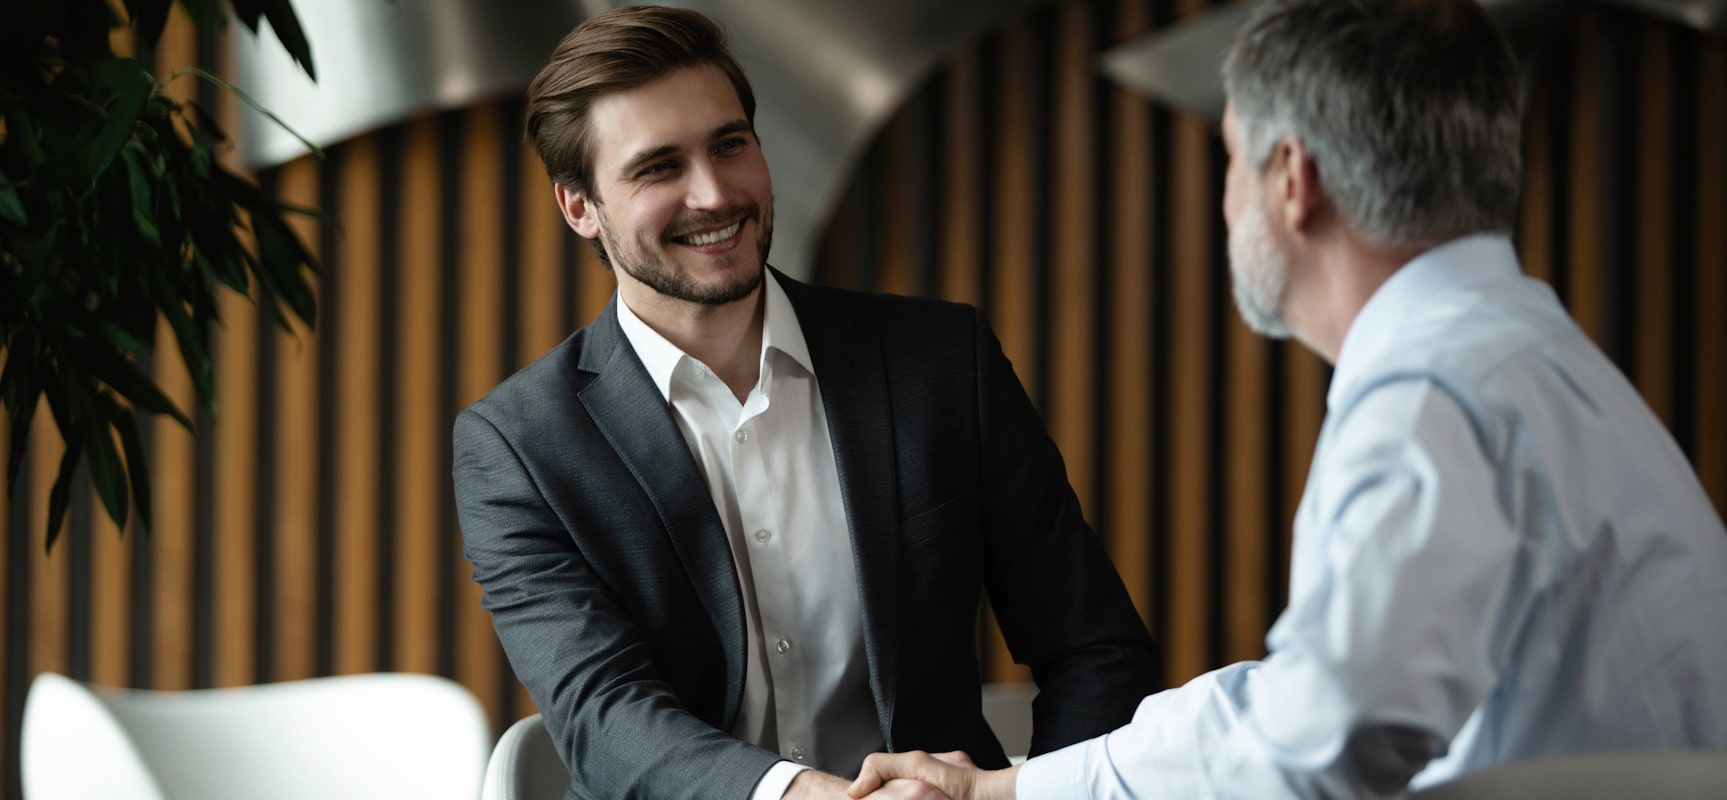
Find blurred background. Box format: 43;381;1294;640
3;1;1724;797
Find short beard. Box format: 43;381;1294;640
597;199;774;307
1227;195;1294;339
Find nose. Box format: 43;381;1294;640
684;159;733;210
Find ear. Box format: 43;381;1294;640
554;183;602;240
1269;138;1324;235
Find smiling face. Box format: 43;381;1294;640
561;63;774;309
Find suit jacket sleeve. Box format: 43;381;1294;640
968;307;1164;755
452;407;782;800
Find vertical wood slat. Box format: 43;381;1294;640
1697;41;1727;513
877;111;916;298
1164;111;1214;684
395;117;442;676
27;416;66;684
981;19;1040;686
88;478;130;688
1633;25;1673;423
213;259;259;688
457;102;508;730
1106;0;1157;630
1050;0;1098;528
334;135;382;676
273;157;323;682
0;415;8;800
149;321;198;693
939;50;984;308
1567;12;1606;342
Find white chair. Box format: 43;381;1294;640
1409;750;1727;799
21;671;491;800
481;713;571;800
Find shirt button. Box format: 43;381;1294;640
790;745;806;761
734;429;749;443
775;638;792;654
754;529;772;544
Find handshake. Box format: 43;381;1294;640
788;750;1017;800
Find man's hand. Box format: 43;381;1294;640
845;751;1017;800
785;769;952;800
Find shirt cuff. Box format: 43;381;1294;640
751;760;810;800
1016;739;1094;800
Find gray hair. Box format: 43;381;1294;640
1221;0;1523;248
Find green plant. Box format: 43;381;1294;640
1;0;321;550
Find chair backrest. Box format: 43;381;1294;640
481;713;572;800
22;671;491;800
1409;750;1727;800
980;681;1036;764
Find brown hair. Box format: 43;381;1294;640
525;6;757;198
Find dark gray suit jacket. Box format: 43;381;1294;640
452;270;1161;799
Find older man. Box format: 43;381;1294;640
849;1;1727;798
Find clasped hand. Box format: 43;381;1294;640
844;749;1016;800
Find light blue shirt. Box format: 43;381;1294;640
1018;235;1727;799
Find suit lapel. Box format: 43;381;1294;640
778;271;901;741
576;299;749;729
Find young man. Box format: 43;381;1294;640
450;7;1160;800
848;1;1727;798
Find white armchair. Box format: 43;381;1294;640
21;671;491;800
1409;750;1727;800
480;713;571;800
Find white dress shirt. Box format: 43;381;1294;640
1017;235;1727;798
616;271;884;799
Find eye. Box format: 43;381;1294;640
715;136;747;155
637;160;676;179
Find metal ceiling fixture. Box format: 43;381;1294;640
1098;0;1727;121
234;0;1050;278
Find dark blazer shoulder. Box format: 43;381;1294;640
772;268;982;340
461;302;622;432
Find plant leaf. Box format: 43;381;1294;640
177;67;324;159
250;205;318;328
228;0;264;33
89;59;156;183
115;411;153;536
261;0;316;81
176;0;223;29
3;377;41;497
97;321;147;357
43;433;84;553
84;409;130;532
87;350;194;431
158;294;215;405
126;0;175;50
0;180;25;224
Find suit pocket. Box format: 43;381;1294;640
900;493;965;551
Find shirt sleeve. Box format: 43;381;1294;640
750;761;809;800
1018;379;1536;799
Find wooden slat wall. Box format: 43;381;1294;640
4;3;1726;797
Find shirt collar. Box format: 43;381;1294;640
1328;234;1520;409
614;269;814;403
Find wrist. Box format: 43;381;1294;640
783;769;849;799
978;764;1020;800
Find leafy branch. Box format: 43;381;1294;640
1;0;322;550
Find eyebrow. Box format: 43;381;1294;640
617;119;755;178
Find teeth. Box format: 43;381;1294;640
681;221;740;246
